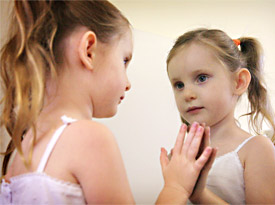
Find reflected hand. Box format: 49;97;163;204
160;122;213;198
189;125;218;203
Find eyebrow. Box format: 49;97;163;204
169;68;209;82
169;76;180;82
191;68;209;75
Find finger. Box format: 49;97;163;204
196;126;209;159
204;126;210;147
192;149;216;192
194;147;213;170
182;122;198;154
188;125;205;159
200;126;210;153
201;147;217;173
160;147;169;172
173;124;187;155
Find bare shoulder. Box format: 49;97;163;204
62;119;116;149
242;136;275;203
240;134;275;170
243;135;275;158
59;119;119;173
61;120;134;203
65;119;114;139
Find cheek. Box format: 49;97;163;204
114;73;126;89
174;93;184;112
203;83;235;113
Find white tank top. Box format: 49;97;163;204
206;136;256;204
0;115;86;204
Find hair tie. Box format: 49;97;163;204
233;39;241;46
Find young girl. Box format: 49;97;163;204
167;28;275;204
0;1;214;204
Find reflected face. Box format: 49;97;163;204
92;29;133;118
167;43;236;126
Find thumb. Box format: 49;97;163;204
202;147;217;172
160;147;169;172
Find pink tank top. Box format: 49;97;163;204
0;115;86;204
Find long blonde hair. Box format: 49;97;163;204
167;28;275;144
0;0;130;175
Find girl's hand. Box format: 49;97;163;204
189;126;218;203
157;122;213;203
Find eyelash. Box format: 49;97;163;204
196;74;209;83
174;81;184;90
173;74;209;90
124;58;130;65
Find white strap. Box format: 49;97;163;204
235;136;256;153
61;115;77;124
36;115;77;172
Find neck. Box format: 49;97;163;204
209;111;249;147
40;73;94;122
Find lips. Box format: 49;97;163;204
187;106;204;113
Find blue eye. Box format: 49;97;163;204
197;74;208;83
174;81;184;90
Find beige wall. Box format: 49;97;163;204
0;1;12;164
0;1;12;49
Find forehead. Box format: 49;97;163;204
122;29;133;50
167;42;222;77
113;28;133;51
98;28;133;58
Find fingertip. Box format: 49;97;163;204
204;146;213;155
190;121;199;132
180;123;187;132
197;125;204;134
160;148;165;161
161;147;168;155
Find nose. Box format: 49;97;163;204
125;79;131;91
183;86;196;102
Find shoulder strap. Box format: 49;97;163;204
36;115;77;172
235;136;256;153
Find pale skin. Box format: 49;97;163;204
4;27;214;204
168;42;275;204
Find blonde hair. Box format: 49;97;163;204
0;0;130;175
167;28;275;144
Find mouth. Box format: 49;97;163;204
186;106;204;113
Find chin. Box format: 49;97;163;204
94;110;117;118
184;117;208;126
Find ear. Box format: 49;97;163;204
233;68;251;95
78;31;97;71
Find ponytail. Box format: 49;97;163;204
239;38;275;143
0;0;58;175
1;0;130;176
